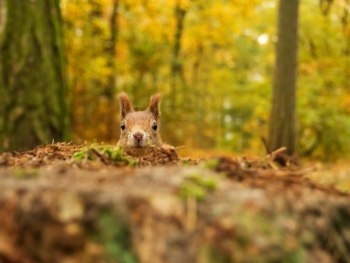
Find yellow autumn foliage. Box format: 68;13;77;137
61;0;350;159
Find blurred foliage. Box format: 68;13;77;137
61;0;350;159
180;171;218;201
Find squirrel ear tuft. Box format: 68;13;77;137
149;93;161;119
118;93;134;118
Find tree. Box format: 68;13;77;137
268;0;300;156
170;0;187;110
0;0;69;151
103;0;119;141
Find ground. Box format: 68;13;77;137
0;143;349;263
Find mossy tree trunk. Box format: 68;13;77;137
0;0;68;151
268;0;299;156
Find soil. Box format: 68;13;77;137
0;143;349;263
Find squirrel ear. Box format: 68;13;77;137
149;93;161;120
118;93;134;118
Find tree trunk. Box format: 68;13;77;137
268;0;299;156
0;0;68;151
103;0;119;142
170;0;187;110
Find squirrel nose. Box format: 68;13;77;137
133;132;144;142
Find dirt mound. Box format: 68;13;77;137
0;142;184;169
0;142;80;167
0;143;349;263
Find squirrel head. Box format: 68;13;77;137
117;93;162;149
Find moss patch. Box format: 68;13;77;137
72;145;137;167
93;211;137;263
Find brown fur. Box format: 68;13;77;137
117;93;162;150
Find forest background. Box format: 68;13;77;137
61;0;350;160
1;0;349;159
1;2;350;260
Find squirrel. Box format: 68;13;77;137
117;93;163;155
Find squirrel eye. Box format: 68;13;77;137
121;122;126;130
152;122;157;131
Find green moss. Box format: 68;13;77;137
72;149;88;160
180;172;218;201
72;145;137;166
200;158;219;170
101;146;124;161
282;248;306;263
180;182;207;201
94;211;137;263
